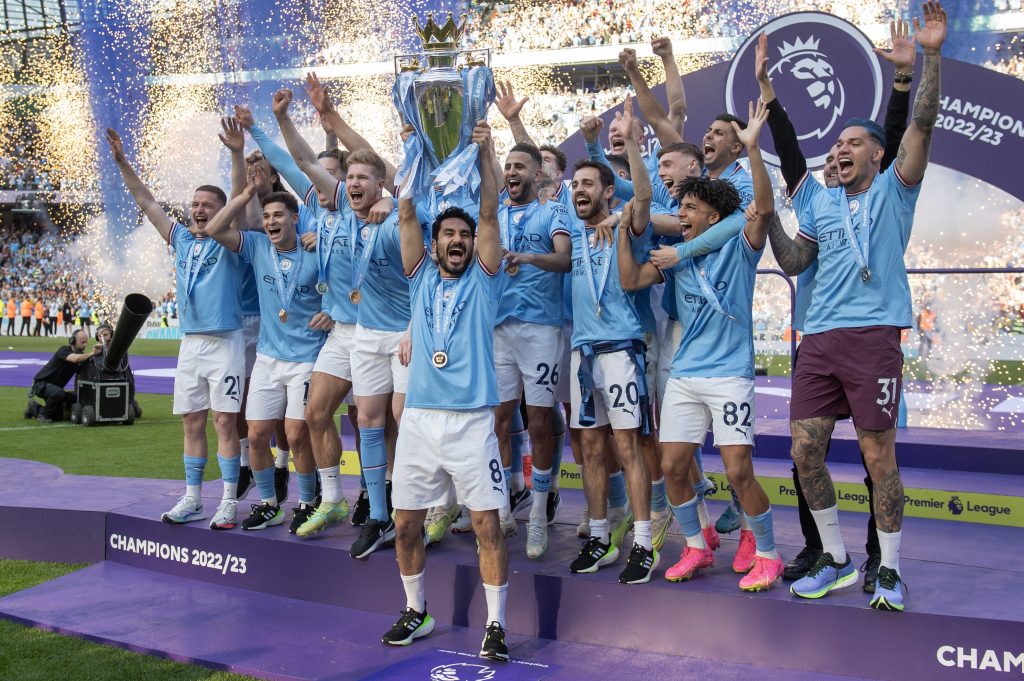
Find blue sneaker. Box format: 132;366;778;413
869;566;905;612
790;552;858;599
714;502;742;534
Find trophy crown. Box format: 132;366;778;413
413;12;466;50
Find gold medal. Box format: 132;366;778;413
349;289;361;304
432;351;448;368
278;309;288;323
506;263;519;276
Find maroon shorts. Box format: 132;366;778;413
790;326;904;431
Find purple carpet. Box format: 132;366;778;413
1;457;1023;680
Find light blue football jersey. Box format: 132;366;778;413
669;231;763;378
569;218;648;348
792;166;920;334
170;223;242;334
495;196;572;327
306;184;357;325
404;252;501;410
236;230;326;363
352;212;411;332
706;161;754;209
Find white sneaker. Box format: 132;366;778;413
450;505;473;533
210;499;238;530
161;495;206;524
525;517;549;560
651;508;672;551
576;503;591;538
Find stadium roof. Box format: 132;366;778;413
0;0;79;40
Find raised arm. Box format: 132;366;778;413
651;37;686;138
874;19;916;169
205;169;259;252
307;72;398;190
271;89;340;202
895;2;945;185
495;80;538;147
619;48;683;147
472;121;502;273
622;96;651;234
105;129;174;242
219;116;247;199
581;115;635;200
398;193;424;276
617;201;663;291
733;100;774;250
234;103;312;201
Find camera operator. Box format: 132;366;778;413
25;329;101;422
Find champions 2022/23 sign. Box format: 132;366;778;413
559;11;1024;203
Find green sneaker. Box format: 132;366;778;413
424;502;461;545
609;504;634;549
296;499;350;538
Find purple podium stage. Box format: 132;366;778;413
2;457;1023;680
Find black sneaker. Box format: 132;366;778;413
351;489;370;526
479;621;510;661
618;542;659;584
861;553;881;594
783;545;823;581
241;502;284;531
385;479;394;518
350;517;396;559
274;466;289;505
509;487;533;515
570;537;619;574
236;466;254;500
289;502;315;534
546;490;561;526
381;607;435;646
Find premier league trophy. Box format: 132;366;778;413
392;13;495;205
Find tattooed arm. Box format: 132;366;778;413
895;2;947;186
768;214;818;276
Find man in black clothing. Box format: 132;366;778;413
754;23;915;591
25;329;100;422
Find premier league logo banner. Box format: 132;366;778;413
392;13;495;201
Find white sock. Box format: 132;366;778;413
877;529;901;574
530;491;548;521
696;499;710;529
483;582;508;628
275;448;289;468
590;518;610;544
239;438;250;466
738;508;751;531
186;484;201;500
633;520;653;551
810;505;847;563
319;466;343;504
222;481;237;500
685;529;706;550
401;571;426;613
511;471;525;493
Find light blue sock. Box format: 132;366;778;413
360;427;388;522
693;476;711;498
217;454;240;483
253;467;276;505
670;497;702;539
297;472;317;505
651;477;668;513
184;455;206;486
747;508;777;554
503;466;512;486
692;446;705;477
608;471;628;509
510;406;525;483
532;466;551;493
359;471;367;492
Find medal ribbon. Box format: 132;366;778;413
183;237;215;305
499;200;540;252
579;223;612;316
350;216;380;294
316;211;343;285
841;190;871;280
431;274;465;357
269;245;301;318
687;252;738;323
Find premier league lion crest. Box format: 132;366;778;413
429;662;496;681
725;12;883;168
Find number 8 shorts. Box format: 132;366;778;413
392;407;508;512
660;376;756;447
